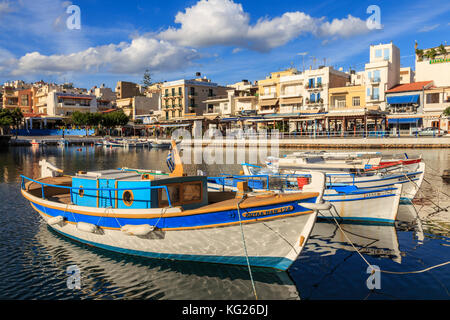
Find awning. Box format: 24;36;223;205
158;124;191;128
387;118;421;124
387;95;419;104
280;97;303;104
259;99;279;107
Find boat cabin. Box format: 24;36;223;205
71;169;208;210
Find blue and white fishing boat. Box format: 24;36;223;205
208;173;402;224
20;143;327;271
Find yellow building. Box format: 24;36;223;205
328;85;370;111
257;69;297;114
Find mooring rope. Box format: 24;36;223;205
327;204;450;275
236;196;258;300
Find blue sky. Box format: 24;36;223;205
0;0;449;89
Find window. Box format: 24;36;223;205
384;48;390;60
310;93;316;103
122;190;134;207
375;49;382;58
426;93;440;104
309;78;315;88
367;88;371;97
373;87;379;99
352;97;360;107
171;88;175;96
373;70;381;82
159;182;203;207
20;95;29;106
367;71;372;80
317;92;321;101
178;87;182;95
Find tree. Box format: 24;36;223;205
438;44;447;59
415;48;424;61
100;110;129;136
0;109;13;135
10;108;23;137
425;48;437;59
142;69;152;88
443;106;450;117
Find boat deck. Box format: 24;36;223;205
23;176;319;212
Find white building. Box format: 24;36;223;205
364;42;400;111
303;66;349;112
415;44;450;87
46;92;97;117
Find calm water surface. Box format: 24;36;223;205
0;145;449;300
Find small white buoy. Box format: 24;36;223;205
298;201;332;211
76;222;98;233
121;224;154;236
47;215;65;225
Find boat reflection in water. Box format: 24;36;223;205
306;221;402;263
35;223;300;300
305;204;424;264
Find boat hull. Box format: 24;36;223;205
208;182;401;224
23;190;318;271
319;186;402;224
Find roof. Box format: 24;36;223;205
385;81;433;93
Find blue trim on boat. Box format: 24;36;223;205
52;228;294;270
30;198;316;230
327;193;396;202
318;216;395;225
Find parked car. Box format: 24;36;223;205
415;127;448;136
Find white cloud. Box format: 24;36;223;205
2;0;373;77
159;0;371;52
319;15;371;38
11;37;200;76
418;24;440;32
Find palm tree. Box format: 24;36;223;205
438;44;447;59
415;48;424;61
426;48;437;60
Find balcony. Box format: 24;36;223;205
259;93;277;99
369;77;381;83
279;92;302;98
305;83;323;90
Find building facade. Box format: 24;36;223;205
161;74;228;121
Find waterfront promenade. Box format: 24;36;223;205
7;135;450;148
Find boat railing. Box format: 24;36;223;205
208;174;271;191
211;172;358;190
20;175;173;207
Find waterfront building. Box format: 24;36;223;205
227;80;259;116
364;42;401;111
257;69;297;115
1;86;19;110
161;73;228;121
385;81;434;135
46;91;97;117
415;43;450;87
116;96;159;121
303;66;350;113
16;88;34;114
115;81;143;99
399;67;415;84
423;86;450;131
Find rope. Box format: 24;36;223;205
236;196;258;300
327;204;450;275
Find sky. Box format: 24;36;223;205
0;0;449;89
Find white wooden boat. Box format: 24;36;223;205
243;161;425;202
20;144;327;271
208;175;402;224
